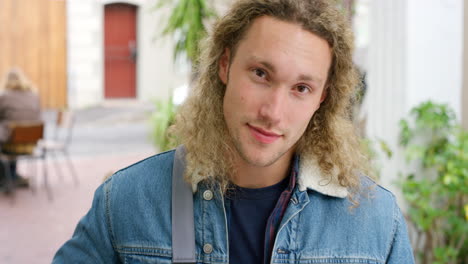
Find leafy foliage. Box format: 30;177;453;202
154;0;215;64
150;1;215;151
361;138;392;179
150;98;177;152
398;101;467;264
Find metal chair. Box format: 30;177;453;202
38;110;78;186
0;121;47;198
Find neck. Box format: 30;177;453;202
231;151;294;189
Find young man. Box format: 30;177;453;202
54;0;414;263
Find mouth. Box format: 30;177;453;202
247;124;282;144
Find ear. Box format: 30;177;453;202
218;48;231;85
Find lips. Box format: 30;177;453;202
248;124;281;144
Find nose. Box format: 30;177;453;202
258;87;285;125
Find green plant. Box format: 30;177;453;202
150;1;216;150
150;98;177;152
398;101;468;264
361;138;392;179
154;0;216;65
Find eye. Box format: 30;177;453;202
253;68;267;79
295;84;311;94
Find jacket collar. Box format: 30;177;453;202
189;150;348;198
296;154;348;198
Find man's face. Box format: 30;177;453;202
219;16;332;168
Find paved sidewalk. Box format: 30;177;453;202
0;101;159;263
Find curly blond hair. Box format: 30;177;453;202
172;0;368;195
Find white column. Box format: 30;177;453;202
67;0;103;109
364;0;408;200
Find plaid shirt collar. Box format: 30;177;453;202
263;154;299;264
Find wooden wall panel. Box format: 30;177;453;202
0;0;67;109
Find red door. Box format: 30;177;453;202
104;3;137;98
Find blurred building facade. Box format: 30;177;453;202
0;0;189;109
354;0;466;198
1;0;466;140
67;0;189;108
0;0;67;109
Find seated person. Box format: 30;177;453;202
0;67;41;187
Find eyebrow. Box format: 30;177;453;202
250;55;324;87
298;74;324;87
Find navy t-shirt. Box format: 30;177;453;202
225;176;289;264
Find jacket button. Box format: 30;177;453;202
203;243;213;254
203;190;213;201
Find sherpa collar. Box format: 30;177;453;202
189;151;348;198
296;154;348;198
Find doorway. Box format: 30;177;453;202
104;3;137;98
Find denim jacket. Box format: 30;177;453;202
53;149;415;264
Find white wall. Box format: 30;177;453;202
406;0;463;117
67;0;103;108
67;0;189;109
353;0;370;71
137;1;189;101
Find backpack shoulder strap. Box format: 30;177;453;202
172;145;196;264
